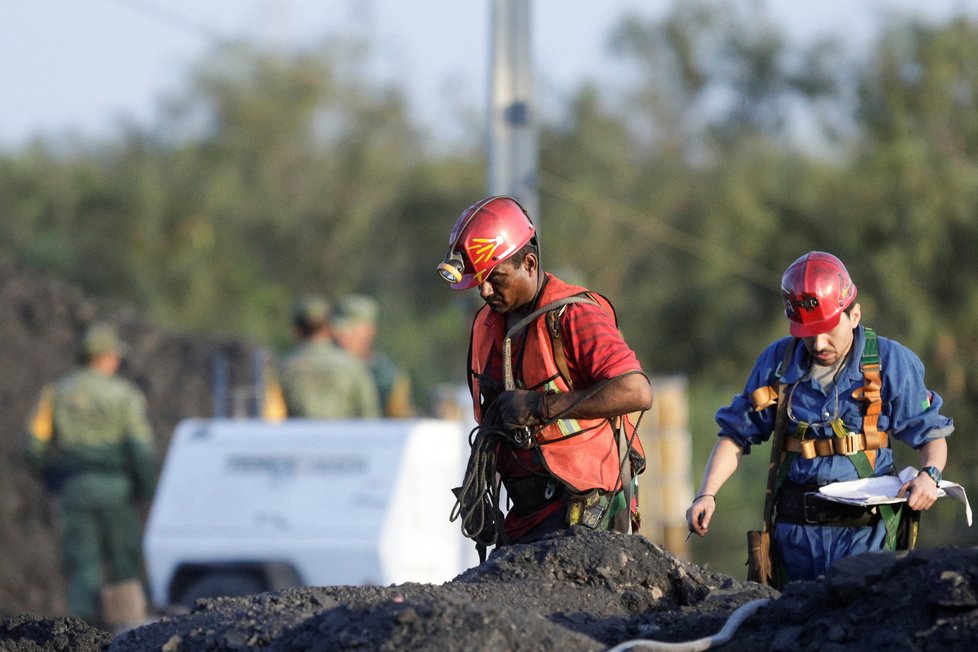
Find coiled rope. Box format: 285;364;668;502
449;370;646;549
449;417;510;548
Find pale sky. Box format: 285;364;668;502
1;0;972;148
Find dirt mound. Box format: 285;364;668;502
109;528;773;652
0;614;110;652
0;259;258;619
6;529;977;651
723;545;978;651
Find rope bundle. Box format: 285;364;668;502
449;409;512;547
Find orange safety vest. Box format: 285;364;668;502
467;274;644;493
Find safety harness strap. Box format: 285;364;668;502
770;328;888;470
502;295;598;391
785;430;889;458
548;305;574;391
852;327;884;470
846;448;905;550
750;385;778;411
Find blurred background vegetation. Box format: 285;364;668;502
3;1;977;575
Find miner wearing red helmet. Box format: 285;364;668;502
686;251;953;588
438;196;653;554
781;251;858;338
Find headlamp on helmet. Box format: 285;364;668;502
437;251;465;284
435;196;536;290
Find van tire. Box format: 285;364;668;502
175;572;265;608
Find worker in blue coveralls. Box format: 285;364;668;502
685;251;952;586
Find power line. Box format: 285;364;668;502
103;0;225;44
538;170;780;288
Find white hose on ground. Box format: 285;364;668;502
605;598;771;652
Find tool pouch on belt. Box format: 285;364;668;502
896;503;921;550
566;489;609;530
100;579;148;633
746;529;773;585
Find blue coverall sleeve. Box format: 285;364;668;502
881;338;954;448
715;338;792;455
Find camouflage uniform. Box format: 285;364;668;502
278;340;381;418
331;294;415;418
367;351;415;418
26;364;158;624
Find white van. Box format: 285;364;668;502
143;418;479;610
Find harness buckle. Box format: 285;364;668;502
544;479;556;500
511;427;534;449
833;433;866;456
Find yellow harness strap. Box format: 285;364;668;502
785;429;888;459
850;364;884;469
753;328;888;469
750;385;779;411
851;328;884;469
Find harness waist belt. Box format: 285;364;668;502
503;475;563;513
785;430;888;459
776;481;878;528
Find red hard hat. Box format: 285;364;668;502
781;251;857;337
436;196;536;290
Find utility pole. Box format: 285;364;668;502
487;0;539;226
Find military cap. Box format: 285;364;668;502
291;295;331;330
331;294;378;330
81;322;125;358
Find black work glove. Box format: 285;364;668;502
476;372;504;412
494;389;548;430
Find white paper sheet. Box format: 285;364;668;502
816;466;972;526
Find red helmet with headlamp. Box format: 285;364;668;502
781;251;857;338
436;196;536;290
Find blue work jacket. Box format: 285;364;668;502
717;325;953;581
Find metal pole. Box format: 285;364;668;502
488;0;539;226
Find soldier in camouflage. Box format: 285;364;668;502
272;295;381;419
26;322;158;630
331;294;416;418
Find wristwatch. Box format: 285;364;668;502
919;466;942;486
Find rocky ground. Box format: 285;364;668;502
3;528;978;651
2;259;978;651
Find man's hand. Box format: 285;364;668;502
494;390;548;429
898;471;941;511
685;494;716;538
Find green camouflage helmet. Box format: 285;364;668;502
81;322;125;358
291;295;331;331
331;294;378;331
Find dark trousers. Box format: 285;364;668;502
59;499;143;623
